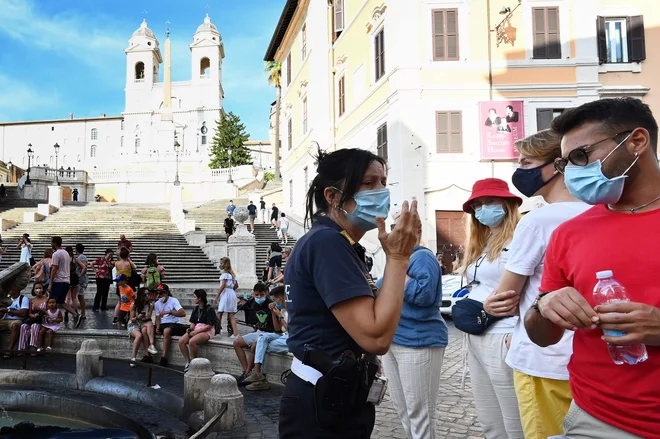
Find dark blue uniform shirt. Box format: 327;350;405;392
285;216;374;361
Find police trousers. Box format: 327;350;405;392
278;374;375;439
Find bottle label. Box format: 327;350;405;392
603;329;626;337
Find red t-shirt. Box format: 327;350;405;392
541;205;660;437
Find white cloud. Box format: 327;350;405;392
0;0;126;70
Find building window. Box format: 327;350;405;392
202;135;207;145
200;57;211;78
376;123;388;162
286;53;292;86
76;155;80;162
536;108;564;130
301;24;307;60
288;118;293;150
135;61;145;80
289;179;294;207
91;128;98;140
302;97;308;134
121;120;125;130
303;166;309;190
374;29;386;81
135;137;140;153
432;9;459;61
338;76;346;116
120;136;124;148
436;111;462;153
333;0;345;39
90;145;97;158
50;156;53;164
532;7;561;59
597;16;646;64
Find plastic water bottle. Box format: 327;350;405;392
593;270;648;365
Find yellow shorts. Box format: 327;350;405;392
513;370;572;439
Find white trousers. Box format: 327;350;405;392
467;333;524;439
382;343;446;439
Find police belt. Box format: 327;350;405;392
291;357;323;385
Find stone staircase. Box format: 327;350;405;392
0;203;221;283
0;185;46;227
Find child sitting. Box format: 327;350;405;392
128;288;158;367
39;298;63;351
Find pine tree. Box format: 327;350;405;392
208;111;253;169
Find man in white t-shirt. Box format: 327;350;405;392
154;284;187;367
48;236;82;328
484;130;590;439
0;287;30;357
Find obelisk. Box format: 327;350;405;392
158;22;175;154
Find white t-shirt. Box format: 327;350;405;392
220;273;236;292
465;243;517;333
154;297;183;325
280;217;289;229
505;201;591;380
51;249;71;283
3;295;29;320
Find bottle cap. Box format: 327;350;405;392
596;270;613;279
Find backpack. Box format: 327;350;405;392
34;261;49;284
144;266;161;291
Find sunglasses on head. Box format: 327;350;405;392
554;130;633;174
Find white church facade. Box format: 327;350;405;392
0;15;252;203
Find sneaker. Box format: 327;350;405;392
229;335;238;340
141;355;153;364
184;362;190;373
159;357;169;367
246;380;271;391
74;314;83;329
237;371;251;387
130;357;136;368
244;371;266;384
147;344;158;355
112;317;118;324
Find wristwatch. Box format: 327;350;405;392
532;292;551;313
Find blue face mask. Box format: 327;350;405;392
274;302;283;311
474;204;506;227
564;136;638;205
340;188;391;232
512;161;557;198
254;297;266;305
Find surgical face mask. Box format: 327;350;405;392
512;161;557;198
474;204;507;227
254;297;266;305
564;136;638;205
337;187;391;232
274;301;283;311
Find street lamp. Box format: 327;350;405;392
227;147;234;184
26;144;33;185
258;142;263;169
53;142;60;185
173;136;181;186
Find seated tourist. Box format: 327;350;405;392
232;282;277;385
178;289;218;372
154;284;187;367
244;286;290;391
0;287;30;358
39;298;63;351
128;288;158;367
18;282;48;356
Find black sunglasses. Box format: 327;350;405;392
554;131;633;174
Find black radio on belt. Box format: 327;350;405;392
303;345;381;419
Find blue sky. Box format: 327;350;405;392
0;0;286;140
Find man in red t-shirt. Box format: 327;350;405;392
525;98;660;438
117;234;133;254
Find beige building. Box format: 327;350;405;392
266;0;655;262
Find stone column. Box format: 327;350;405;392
184;358;215;419
204;374;244;431
226;207;258;289
76;339;103;389
48;185;64;208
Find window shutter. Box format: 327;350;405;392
627;15;646;63
334;0;345;32
532;8;547;59
546;8;561;59
436;112;449;153
446;10;459;60
596;16;607;64
449;111;462;153
286;53;292;86
433;11;445;60
287;119;293;150
536;109;554;131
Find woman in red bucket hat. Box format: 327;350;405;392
457;178;524;438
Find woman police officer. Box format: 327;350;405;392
278;148;419;438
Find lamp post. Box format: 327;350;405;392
26;144;33;185
54;142;60;185
258;142;263;169
227;147;234;184
173;136;181;186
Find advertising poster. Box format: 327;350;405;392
479;101;525;160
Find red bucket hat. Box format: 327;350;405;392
462;178;522;213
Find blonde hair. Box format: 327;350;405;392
461;198;521;271
220;257;237;279
515;129;562;162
